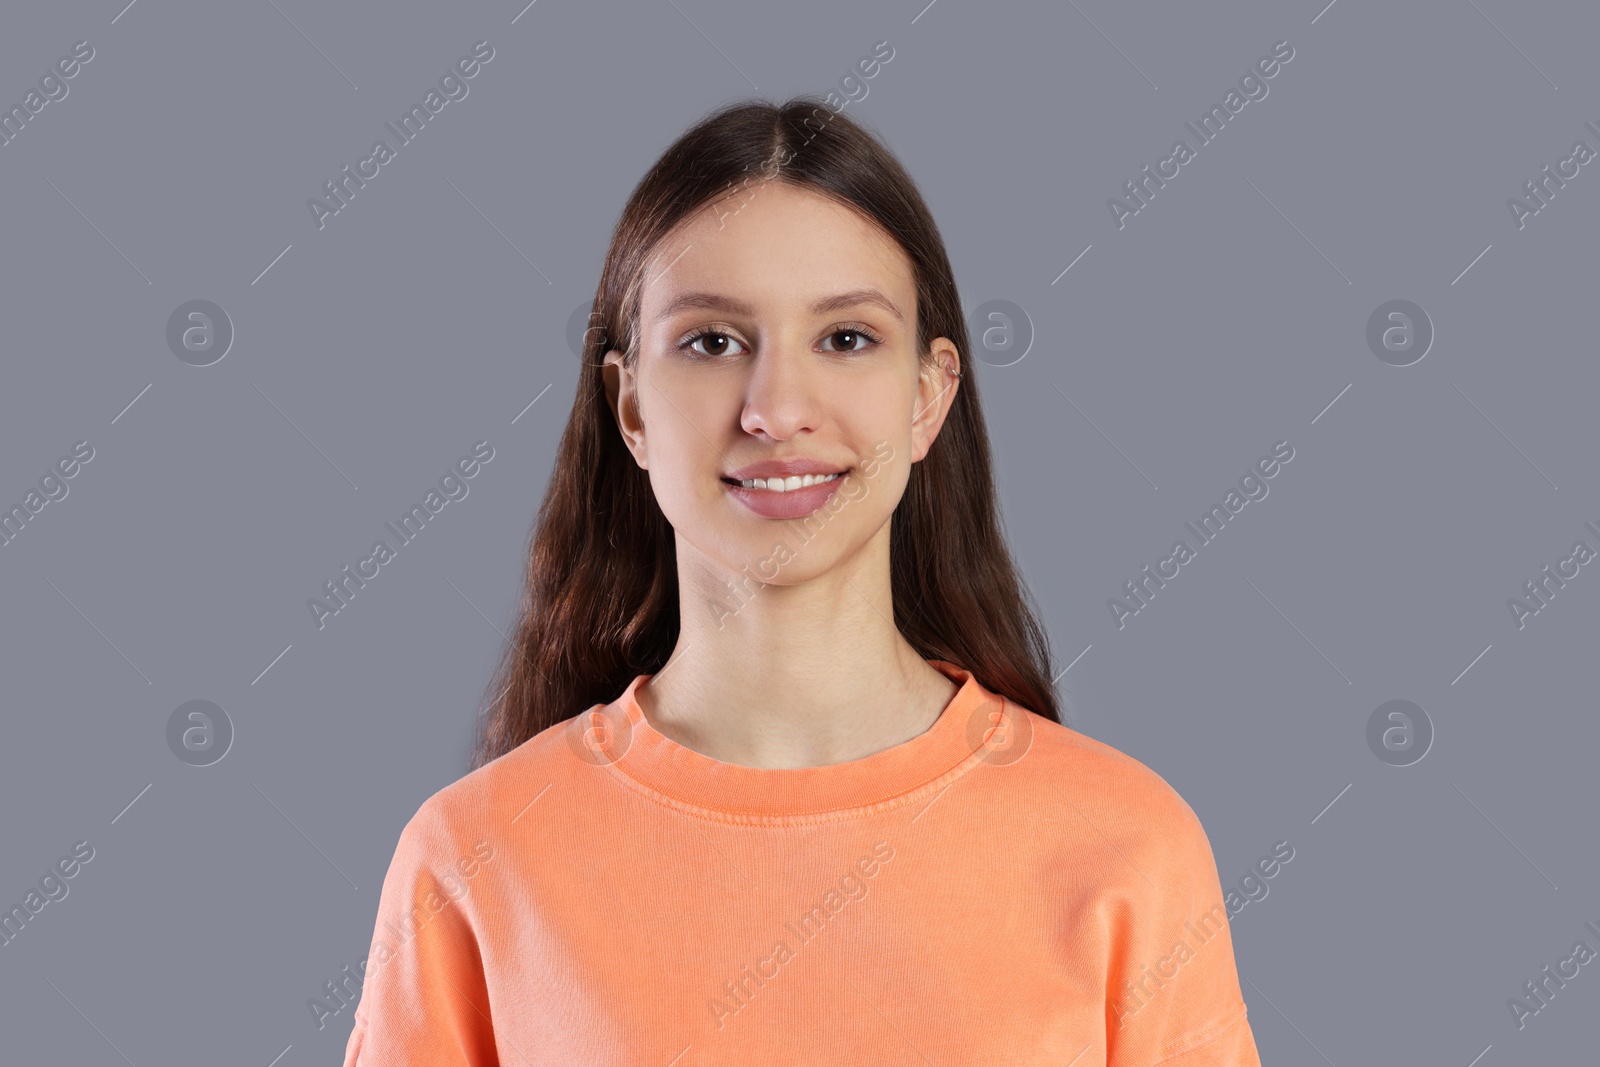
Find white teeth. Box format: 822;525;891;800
736;472;843;492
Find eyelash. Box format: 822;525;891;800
677;322;886;358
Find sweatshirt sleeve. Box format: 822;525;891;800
1102;780;1262;1067
342;797;499;1066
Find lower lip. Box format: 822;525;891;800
723;474;846;519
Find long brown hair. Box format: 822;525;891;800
471;95;1061;769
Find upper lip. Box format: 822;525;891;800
723;459;848;481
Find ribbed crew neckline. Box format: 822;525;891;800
598;658;999;820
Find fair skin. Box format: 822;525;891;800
601;180;964;770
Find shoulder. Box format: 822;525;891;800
391;710;595;861
1014;708;1198;820
1004;706;1219;878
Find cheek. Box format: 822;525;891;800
855;452;910;527
648;422;718;499
639;395;733;520
643;375;727;460
829;369;909;429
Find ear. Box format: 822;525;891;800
910;338;961;463
602;349;650;470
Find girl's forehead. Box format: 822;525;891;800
640;195;915;319
665;184;902;261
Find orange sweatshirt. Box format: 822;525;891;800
342;659;1262;1065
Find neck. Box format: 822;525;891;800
639;529;954;769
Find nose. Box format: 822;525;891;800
739;341;824;441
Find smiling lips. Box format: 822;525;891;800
725;471;843;492
721;461;850;518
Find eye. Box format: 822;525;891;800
676;322;886;358
819;324;885;353
679;328;748;358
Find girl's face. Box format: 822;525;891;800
603;181;960;590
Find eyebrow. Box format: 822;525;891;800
655;287;905;325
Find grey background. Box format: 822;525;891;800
2;0;1596;1063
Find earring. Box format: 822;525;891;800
944;363;963;379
